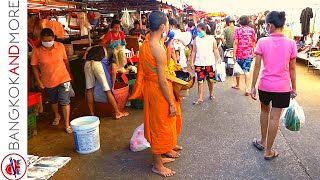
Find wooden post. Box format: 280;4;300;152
86;4;92;47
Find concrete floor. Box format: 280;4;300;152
28;60;320;180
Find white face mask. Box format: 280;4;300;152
42;41;54;48
162;31;167;39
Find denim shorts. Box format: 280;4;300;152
45;82;71;105
236;58;253;73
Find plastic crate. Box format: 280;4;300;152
28;113;37;139
28;92;42;107
132;100;144;109
28;106;36;115
128;79;136;94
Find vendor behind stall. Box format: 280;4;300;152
129;20;146;39
101;20;126;52
101;20;127;71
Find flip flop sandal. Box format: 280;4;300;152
245;92;252;96
231;85;240;90
65;126;73;134
52;117;61;126
210;96;216;100
114;112;129;120
264;149;279;160
252;138;265;151
193;100;203;105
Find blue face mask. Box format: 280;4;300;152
198;31;205;38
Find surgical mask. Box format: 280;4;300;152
162;31;167;38
263;23;270;36
198;31;205;38
42;41;54;47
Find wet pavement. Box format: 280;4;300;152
28;60;320;180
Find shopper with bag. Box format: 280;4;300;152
191;23;222;104
232;15;256;96
251;11;297;160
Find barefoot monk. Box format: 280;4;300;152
129;11;182;177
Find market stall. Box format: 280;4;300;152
27;0;190;122
27;0;93;139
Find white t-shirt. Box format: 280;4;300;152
195;35;216;66
171;29;182;51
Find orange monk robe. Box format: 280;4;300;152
129;34;182;155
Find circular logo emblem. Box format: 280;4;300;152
1;153;27;180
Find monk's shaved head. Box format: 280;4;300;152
149;11;168;32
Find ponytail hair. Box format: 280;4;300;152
266;11;286;28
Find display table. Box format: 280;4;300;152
308;56;320;71
297;52;320;72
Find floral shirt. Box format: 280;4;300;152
233;26;256;59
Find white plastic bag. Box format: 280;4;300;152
120;8;134;34
281;99;305;131
130;124;150;152
216;62;226;82
233;63;244;76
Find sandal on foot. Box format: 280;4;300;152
114;112;129;120
245;92;251;96
210;96;216;100
264;149;279;160
52;116;61;126
65;126;73;134
252;138;265;151
193;100;203;105
231;85;240;90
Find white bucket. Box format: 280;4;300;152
70;116;100;154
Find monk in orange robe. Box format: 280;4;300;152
129;11;182;177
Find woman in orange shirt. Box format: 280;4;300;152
31;28;73;133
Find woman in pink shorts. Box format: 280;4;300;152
251;11;297;160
